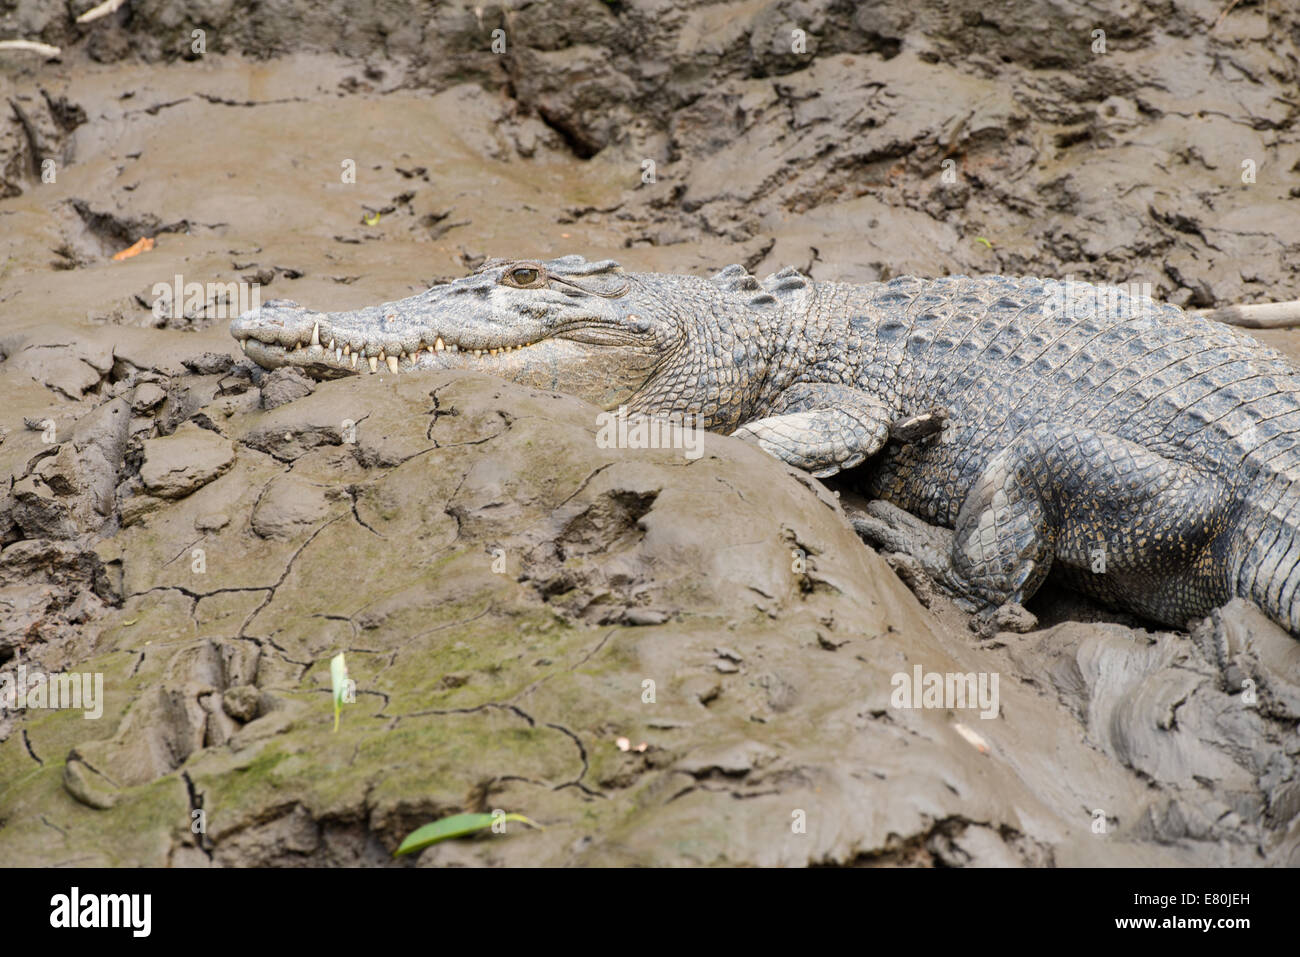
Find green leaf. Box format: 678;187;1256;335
974;236;993;249
330;652;348;732
393;812;540;857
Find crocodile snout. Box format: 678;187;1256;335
230;300;314;345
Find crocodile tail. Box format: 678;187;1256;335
1233;484;1300;637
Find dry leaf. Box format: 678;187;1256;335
112;237;155;261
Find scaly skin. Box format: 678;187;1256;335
231;255;1300;637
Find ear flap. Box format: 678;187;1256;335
545;256;624;276
546;256;629;297
544;254;591;271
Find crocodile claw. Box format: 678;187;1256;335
850;500;972;606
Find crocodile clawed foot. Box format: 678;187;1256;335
970;602;1039;638
850;499;943;549
849;500;966;598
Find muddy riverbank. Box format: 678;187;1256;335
1;0;1298;865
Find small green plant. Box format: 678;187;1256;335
394;811;541;857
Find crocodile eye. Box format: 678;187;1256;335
509;267;540;286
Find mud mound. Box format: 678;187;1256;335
0;365;1295;866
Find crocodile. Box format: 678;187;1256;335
231;255;1300;638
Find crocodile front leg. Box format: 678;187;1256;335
731;383;896;478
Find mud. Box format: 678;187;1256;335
1;0;1298;866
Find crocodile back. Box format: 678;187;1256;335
828;275;1300;518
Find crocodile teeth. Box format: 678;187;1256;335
435;337;445;351
343;344;351;355
311;322;320;346
386;356;400;374
328;338;335;351
238;339;247;352
473;349;483;357
368;356;378;373
378;349;386;361
350;353;358;369
335;348;343;362
489;349;498;356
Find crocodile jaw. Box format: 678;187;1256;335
235;322;554;377
231;302;658;408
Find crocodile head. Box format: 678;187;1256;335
230;255;689;411
231;255;756;426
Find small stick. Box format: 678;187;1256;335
1214;0;1245;30
0;40;61;57
75;0;128;24
1192;300;1300;329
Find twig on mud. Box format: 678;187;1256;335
0;40;61;57
1193;300;1300;329
75;0;128;25
1213;0;1245;30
